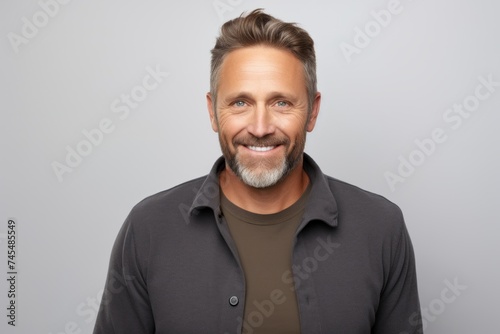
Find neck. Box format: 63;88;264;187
219;158;309;214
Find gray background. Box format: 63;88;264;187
1;0;499;333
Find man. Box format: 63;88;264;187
93;9;423;334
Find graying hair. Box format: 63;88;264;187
210;9;317;113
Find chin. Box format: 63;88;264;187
236;159;291;189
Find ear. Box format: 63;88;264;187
206;92;218;132
306;92;321;132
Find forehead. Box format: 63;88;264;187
218;45;306;94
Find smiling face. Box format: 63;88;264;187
207;45;320;188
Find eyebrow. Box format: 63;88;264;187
223;92;253;102
223;91;298;102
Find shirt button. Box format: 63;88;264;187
229;296;239;306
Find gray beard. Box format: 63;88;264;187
236;157;287;188
227;152;301;189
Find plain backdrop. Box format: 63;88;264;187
1;0;499;333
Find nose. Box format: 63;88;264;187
246;103;276;138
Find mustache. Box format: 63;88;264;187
233;135;289;147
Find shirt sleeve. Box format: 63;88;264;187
93;214;155;333
372;222;423;334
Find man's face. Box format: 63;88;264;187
207;45;320;188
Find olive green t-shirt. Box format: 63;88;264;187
220;185;311;334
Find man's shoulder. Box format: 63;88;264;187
130;175;208;217
305;154;402;222
324;174;404;224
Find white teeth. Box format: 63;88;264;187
247;146;275;152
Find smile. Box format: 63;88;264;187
246;145;276;152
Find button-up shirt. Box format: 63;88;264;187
93;154;423;333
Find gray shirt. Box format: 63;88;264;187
93;153;423;334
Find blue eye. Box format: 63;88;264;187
234;101;246;107
276;101;288;107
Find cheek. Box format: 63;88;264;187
217;113;246;137
280;115;308;136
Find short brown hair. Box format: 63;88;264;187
210;9;317;112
